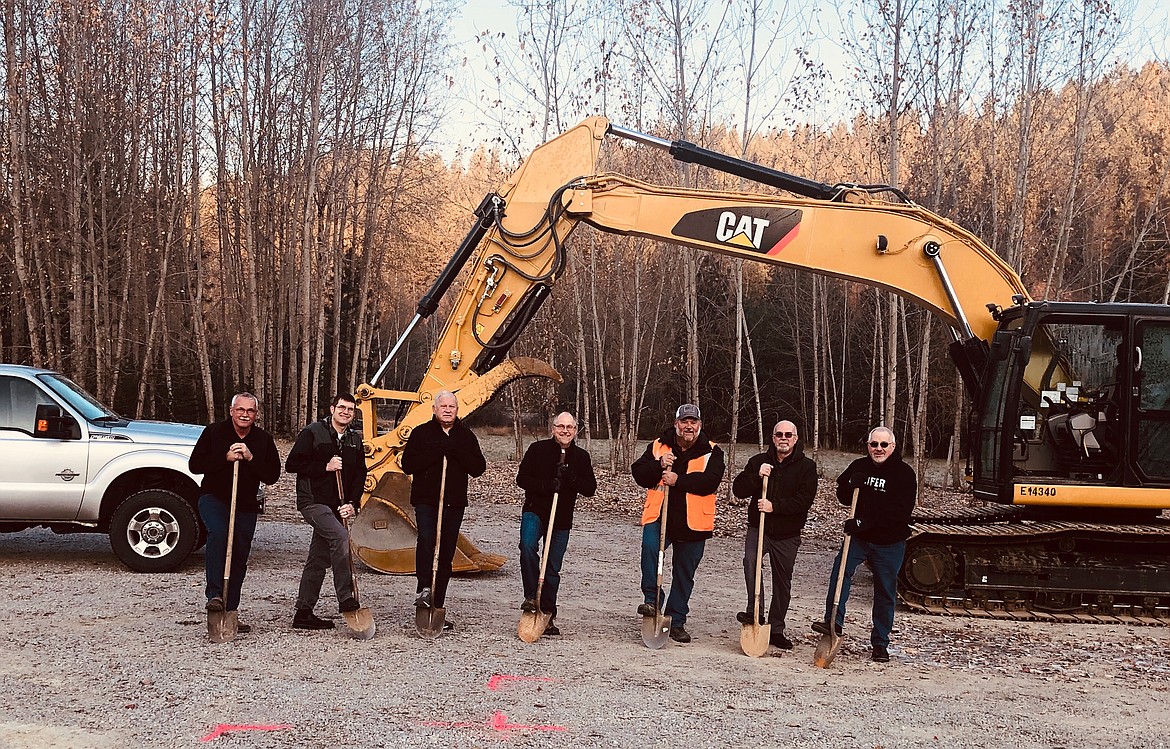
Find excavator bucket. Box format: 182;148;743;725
349;471;506;575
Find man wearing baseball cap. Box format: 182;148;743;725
631;403;725;643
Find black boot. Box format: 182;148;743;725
293;609;335;630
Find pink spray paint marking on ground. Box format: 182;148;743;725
486;674;554;691
422;710;565;733
199;723;293;742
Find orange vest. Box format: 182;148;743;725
641;440;717;532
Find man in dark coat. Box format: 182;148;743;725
631;403;725;643
814;425;916;662
401;391;486;629
189;392;281;631
731;419;818;649
516;411;598;636
286;393;368;630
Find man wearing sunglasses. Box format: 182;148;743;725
813;426;916;662
731;420;817;650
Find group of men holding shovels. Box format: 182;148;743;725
191;389;916;665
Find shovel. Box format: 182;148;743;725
641;484;671;649
740;475;771;657
814;487;860;668
338;472;375;640
519;448;567;643
416;457;448;638
208;461;240;643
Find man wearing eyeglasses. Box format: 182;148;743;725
632;403;726;643
189;392;281;632
515;411;597;636
731;420;817;650
285;393;368;630
813;426;916;662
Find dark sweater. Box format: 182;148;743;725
516;438;598;530
732;443;818;539
835;452;917;544
188;419;281;513
631;428;725;543
401;417;486;508
285;419;368;513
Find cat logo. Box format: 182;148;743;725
671;207;802;255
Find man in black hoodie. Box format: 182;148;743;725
814;426;916;662
731;419;817;650
632;403;725;643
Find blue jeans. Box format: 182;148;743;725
823;538;906;648
414;503;465;608
199;494;259;612
640;519;705;627
296;503;355;612
519;512;571;617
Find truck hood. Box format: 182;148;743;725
92;419;205;447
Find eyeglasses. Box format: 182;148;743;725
773;431;796;438
553;424;577;430
232;408;257;415
868;441;892;448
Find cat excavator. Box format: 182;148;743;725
351;116;1170;623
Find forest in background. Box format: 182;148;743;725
2;0;1169;482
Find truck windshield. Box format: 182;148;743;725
39;374;122;422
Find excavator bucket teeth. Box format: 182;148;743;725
349;472;505;575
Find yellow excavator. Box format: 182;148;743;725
352;116;1169;623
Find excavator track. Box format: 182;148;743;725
899;509;1170;625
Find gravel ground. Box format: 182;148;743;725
2;442;1169;748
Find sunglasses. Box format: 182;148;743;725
868;441;892;448
773;431;796;438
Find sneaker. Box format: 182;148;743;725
544;619;561;636
669;626;691;643
872;645;890;662
736;610;766;625
770;632;794;650
236;622;252;634
442;619;454;632
206;597;225;613
339;598;360;613
414;588;432;609
811;620;843;637
521;598;537;613
292;609;336;630
637;602;656;617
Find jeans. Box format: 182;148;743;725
743;531;800;633
640;519;705;627
296;503;355;612
519;511;571;617
414;503;465;608
823;538;906;648
199;494;259;612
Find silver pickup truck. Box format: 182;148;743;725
0;364;205;572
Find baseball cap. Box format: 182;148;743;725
675;404;701;420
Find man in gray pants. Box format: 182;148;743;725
286;393;368;630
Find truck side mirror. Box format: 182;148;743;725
34;404;80;440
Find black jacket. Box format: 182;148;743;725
401;416;486;508
516;438;598;530
188;419;281;513
631;428;725;543
835;450;917;544
285;419;368;513
732;443;818;539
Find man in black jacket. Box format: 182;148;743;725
516;411;598;636
813;426;916;662
286;393;368;631
402;391;486;628
189;393;281;631
631;403;725;643
731;419;817;649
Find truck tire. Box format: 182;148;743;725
109;490;199;573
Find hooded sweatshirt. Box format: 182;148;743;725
731;442;818;539
631;427;725;543
835;446;917;544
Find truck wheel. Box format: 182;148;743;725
109;490;199;573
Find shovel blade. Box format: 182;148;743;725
640;614;671;649
207;610;238;643
813;633;844;668
740;622;771;658
416;606;446;639
342;608;376;640
517;611;552;643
